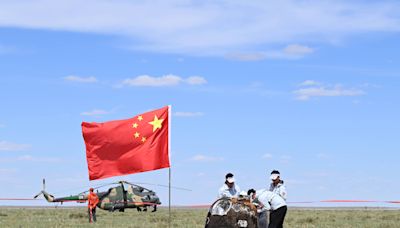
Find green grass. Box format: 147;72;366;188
0;207;206;228
286;209;400;228
0;207;399;227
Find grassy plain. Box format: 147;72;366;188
0;207;399;227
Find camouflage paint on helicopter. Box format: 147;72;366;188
34;180;161;212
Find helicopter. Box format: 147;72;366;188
34;179;161;212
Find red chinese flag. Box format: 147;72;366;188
82;106;170;180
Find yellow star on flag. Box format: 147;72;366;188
141;136;146;143
132;123;138;128
148;115;164;132
134;132;140;138
138;115;143;121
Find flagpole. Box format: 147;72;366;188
169;167;171;227
168;105;172;228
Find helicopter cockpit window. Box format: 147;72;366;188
132;186;144;193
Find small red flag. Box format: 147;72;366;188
82;106;170;180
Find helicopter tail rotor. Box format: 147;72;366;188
34;179;46;199
33;178;55;202
33;191;42;199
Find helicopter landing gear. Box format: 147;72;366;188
152;205;157;212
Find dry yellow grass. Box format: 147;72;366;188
0;207;399;227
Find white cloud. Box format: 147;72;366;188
284;44;314;55
262;153;273;159
298;80;321;87
17;155;62;163
120;75;207;87
0;1;399;55
80;109;110;116
264;44;315;59
191;154;224;162
226;44;314;61
64;75;98;83
294;81;365;100
174;112;204;117
0;141;31;151
225;52;267;61
186;76;207;85
122;75;181;87
294;86;364;100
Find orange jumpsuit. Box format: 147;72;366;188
88;192;99;222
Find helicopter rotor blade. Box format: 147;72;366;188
33;191;43;199
50;181;116;195
77;182;117;195
119;181;153;192
33;178;46;199
124;181;192;192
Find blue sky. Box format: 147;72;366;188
0;0;399;207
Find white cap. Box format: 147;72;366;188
226;177;235;183
270;173;280;180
